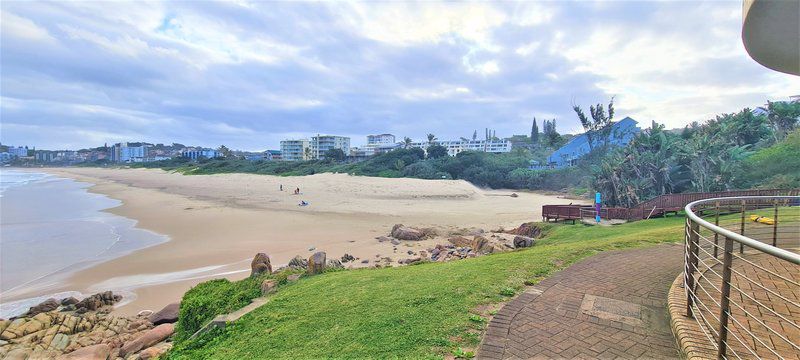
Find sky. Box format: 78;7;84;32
1;1;798;151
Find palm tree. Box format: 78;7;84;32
403;137;413;149
427;133;437;145
303;147;312;160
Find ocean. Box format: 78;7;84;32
0;169;168;318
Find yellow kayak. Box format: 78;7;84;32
750;215;775;225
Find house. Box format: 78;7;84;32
545;117;641;167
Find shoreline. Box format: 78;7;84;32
4;167;580;316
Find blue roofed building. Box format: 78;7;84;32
545;117;641;167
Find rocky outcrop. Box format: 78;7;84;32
57;343;110;360
25;298;59;317
148;303;179;326
472;235;494;254
509;223;542;238
75;291;121;314
119;323;174;358
137;342;172;360
288;255;308;269
448;236;472;248
327;259;344;269
307;252;326;274
513;235;535;248
250;253;272;277
340;253;355;263
390;224;424;241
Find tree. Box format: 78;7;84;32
573;97;615;151
531;118;539;144
472;130;477;141
323;148;346;163
426;144;448;159
303;147;312;160
217;145;231;158
427;133;437;145
394;159;406;171
766;100;800;141
403;137;413;149
542;119;562;148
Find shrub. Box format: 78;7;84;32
174;276;263;342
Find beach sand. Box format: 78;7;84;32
8;168;580;315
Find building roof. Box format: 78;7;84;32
547;117;640;165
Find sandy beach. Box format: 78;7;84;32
5;168;579;315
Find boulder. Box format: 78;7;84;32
57;343;111;360
148;303;179;325
260;279;277;295
327;259;344;269
286;274;301;282
137;342;172;360
26;298;59;316
4;348;31;360
288;256;307;269
250;253;272;277
513;235;535;248
340;253;355;263
390;224;424;241
472;235;494;254
61;297;80;306
307;252;326;274
510;223;542;238
75;292;120;313
448;236;472;248
118;323;174;358
390;239;401;245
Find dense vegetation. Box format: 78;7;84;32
131;101;799;205
167;216;686;359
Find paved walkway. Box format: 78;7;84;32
478;244;683;359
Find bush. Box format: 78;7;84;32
174;276;264;342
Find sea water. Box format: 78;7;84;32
0;169;168;318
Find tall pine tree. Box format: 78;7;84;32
531;118;539;144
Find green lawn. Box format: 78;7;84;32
166;216;686;359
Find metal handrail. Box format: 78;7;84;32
683;195;800;359
685;196;800;265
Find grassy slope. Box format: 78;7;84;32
166;217;686;359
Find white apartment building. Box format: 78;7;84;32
311;135;350;160
7;146;29;157
280;139;310;161
181;148;221;160
111;143;151;163
411;139;512;157
367;134;396;146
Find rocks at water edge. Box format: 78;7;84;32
390;224;424;241
75;291;122;314
250;253;272;277
148;303;180;325
24;298;59;317
513;235;535;248
307;252;326;274
119;323;174;358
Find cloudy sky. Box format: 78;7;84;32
1;1;798;150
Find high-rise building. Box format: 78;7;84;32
280;139;310;161
311;135;350;160
367;134;396;146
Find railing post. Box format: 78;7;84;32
739;200;746;254
772;200;779;247
717;236;734;360
686;218;700;317
714;201;720;258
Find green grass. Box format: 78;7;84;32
166;216;686;359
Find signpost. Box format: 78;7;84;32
595;192;601;223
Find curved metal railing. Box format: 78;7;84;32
684;195;800;359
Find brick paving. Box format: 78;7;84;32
478;244;683;359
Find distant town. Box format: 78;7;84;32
1;121;612;167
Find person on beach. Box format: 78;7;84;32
299;200;308;206
280;184;283;191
